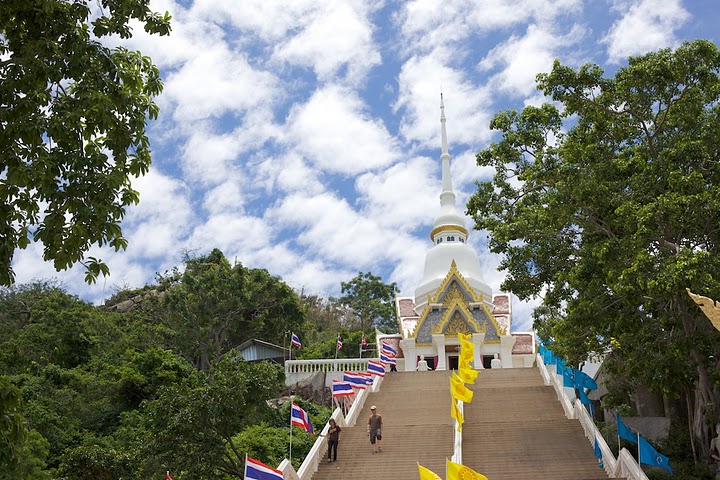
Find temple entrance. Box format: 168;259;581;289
482;355;494;369
448;355;459;370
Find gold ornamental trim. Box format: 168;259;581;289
429;224;469;241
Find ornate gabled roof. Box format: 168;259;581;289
412;261;502;345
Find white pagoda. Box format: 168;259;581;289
385;95;535;371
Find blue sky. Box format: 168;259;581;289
12;0;720;332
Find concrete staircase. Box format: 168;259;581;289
463;368;612;480
311;370;453;480
310;368;614;480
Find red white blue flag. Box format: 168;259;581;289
343;371;368;389
380;352;397;365
244;456;284;480
361;333;369;348
367;359;386;377
381;341;397;356
332;380;354;397
291;402;314;435
358;371;374;385
336;334;343;350
291;332;302;349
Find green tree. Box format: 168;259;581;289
467;39;720;458
143;357;285;478
335;272;398;332
0;0;171;286
159;249;305;371
0;282;96;374
0;376;49;480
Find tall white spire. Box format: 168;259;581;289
440;93;454;204
431;94;467;240
414;94;492;312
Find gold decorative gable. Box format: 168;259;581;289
412;261;503;345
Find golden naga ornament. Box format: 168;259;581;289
686;288;720;332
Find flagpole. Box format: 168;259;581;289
637;432;640;463
289;332;293;361
334;334;339;360
243;453;248;478
289;397;294;463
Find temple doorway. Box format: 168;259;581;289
482;355;494;369
448;355;459;370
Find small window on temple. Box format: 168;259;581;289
460;238;465;243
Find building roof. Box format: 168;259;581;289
511;333;534;354
237;338;288;354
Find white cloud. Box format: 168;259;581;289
395;52;494;148
480;23;587;96
602;0;690;63
355;156;438;231
123;170;194;259
272;2;381;84
285;85;399;174
181;127;244;186
256;153;325;195
398;0;583;54
268;192;395;269
163;45;278;122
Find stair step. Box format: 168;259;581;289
310;368;612;480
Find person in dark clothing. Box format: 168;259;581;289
327;418;341;462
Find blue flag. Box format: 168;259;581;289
639;436;672;474
562;366;575;388
578;388;595;416
556;358;565;375
594;437;604;468
574;370;598;390
615;412;637;444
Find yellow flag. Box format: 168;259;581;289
450;372;473;403
418;463;442;480
450;397;464;431
457;365;479;384
446;459;488;480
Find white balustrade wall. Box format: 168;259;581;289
285;358;374;387
536;354;649;480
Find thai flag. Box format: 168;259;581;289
343;371;368;389
291;402;314;435
166;472;173;480
381;341;397;356
332;380;354;397
358;371;374;385
336;334;343;350
380;352;397;365
244;456;284;480
367;359;386;377
361;333;369;348
291;333;302;349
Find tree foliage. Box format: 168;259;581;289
158;249;306;371
144;358;285;479
467;39;720;456
0;0;171;286
336;272;398;332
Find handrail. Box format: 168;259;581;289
537;354;575;419
291;373;380;480
536;354;649;480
